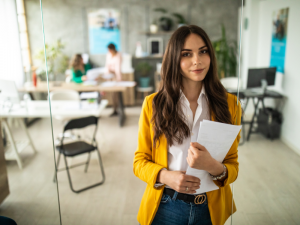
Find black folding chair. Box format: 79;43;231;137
53;116;105;193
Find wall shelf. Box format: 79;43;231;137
139;31;174;35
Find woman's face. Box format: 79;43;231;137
180;33;211;83
108;48;115;55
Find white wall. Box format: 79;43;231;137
0;0;24;87
242;0;300;154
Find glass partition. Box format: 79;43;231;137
38;0;300;225
231;0;300;224
0;0;61;224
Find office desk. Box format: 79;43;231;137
0;100;108;169
19;81;136;127
229;90;284;141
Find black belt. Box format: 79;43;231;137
163;188;207;205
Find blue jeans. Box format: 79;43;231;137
152;191;212;225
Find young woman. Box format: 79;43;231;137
133;25;241;225
104;43;122;116
70;54;91;83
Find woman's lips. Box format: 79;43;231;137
191;69;204;74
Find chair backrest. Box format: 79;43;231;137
64;116;98;132
50;90;80;101
62;116;99;145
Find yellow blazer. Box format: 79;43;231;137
133;92;241;225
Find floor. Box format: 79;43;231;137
0;107;300;225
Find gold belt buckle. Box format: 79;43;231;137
194;194;206;204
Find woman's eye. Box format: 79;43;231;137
182;53;190;57
200;50;208;54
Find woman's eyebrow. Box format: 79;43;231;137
181;46;207;51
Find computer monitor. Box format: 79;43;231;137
247;67;277;88
0;79;20;104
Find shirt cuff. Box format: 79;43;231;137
154;168;167;188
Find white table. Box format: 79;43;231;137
0;100;108;169
19;81;136;127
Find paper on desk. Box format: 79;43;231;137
83;80;97;86
186;120;242;194
100;81;117;87
116;81;136;87
100;81;136;87
86;67;105;80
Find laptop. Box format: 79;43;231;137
0;79;20;104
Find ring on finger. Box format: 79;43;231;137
185;187;189;191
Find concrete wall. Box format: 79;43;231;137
241;0;300;154
25;0;240;67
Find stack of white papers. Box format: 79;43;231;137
186;120;242;194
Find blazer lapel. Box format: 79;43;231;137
158;135;168;168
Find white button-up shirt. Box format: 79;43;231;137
168;86;211;172
155;86;210;188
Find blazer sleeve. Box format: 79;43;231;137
133;96;165;187
213;96;241;187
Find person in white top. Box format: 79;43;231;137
104;43;122;116
134;25;241;225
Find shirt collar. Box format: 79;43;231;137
180;85;206;104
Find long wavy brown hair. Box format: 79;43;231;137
152;25;232;147
70;54;84;71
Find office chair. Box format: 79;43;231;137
54;116;105;193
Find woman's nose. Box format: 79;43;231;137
193;54;201;65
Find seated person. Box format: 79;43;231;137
70;54;91;83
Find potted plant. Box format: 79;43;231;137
212;24;238;79
136;62;153;87
172;13;187;28
35;39;69;82
154;8;173;31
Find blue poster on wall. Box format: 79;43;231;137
270;8;289;73
88;9;121;54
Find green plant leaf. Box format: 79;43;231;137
154;8;167;13
135;62;153;77
172;13;186;24
212;24;238;78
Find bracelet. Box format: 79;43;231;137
209;164;227;180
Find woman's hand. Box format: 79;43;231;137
81;75;87;81
187;142;226;178
187;142;215;171
157;170;200;194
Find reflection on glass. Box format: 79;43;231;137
229;0;300;225
0;0;61;224
37;0;245;224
